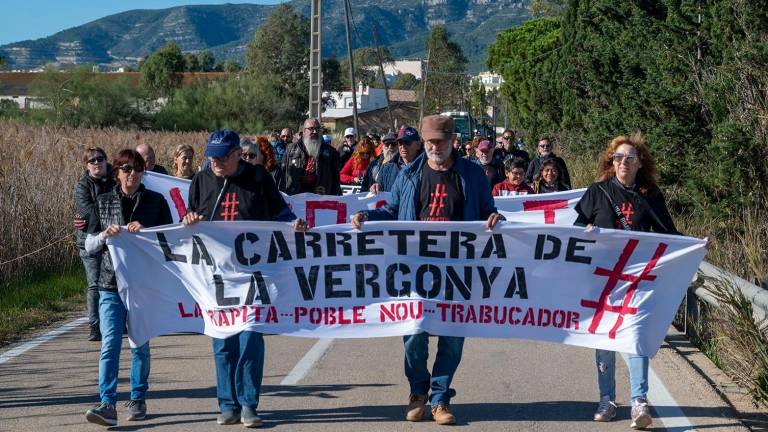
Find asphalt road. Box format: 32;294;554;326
0;320;747;431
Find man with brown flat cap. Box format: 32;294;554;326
351;114;504;425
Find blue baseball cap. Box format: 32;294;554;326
205;130;241;158
396;126;420;143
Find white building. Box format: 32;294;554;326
323;83;391;118
476;71;504;90
362;59;423;85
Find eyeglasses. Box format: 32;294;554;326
539;143;552;148
87;156;106;165
242;152;258;160
612;152;639;164
305;126;320;131
502;136;513;140
118;164;144;173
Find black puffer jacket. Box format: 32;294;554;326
74;168;115;247
86;184;172;292
282;140;341;195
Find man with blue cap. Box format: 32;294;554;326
183;130;309;428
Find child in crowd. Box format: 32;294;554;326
492;158;534;197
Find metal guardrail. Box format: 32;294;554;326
675;261;767;337
696;261;768;321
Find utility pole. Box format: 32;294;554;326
418;47;430;127
343;0;359;137
371;21;394;130
308;0;323;121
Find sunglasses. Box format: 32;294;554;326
613;152;639;164
87;156;106;165
359;152;371;157
242;152;258;160
118;164;144;173
280;135;290;139
502;136;513;140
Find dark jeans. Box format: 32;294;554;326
212;331;264;412
79;246;102;327
403;333;465;405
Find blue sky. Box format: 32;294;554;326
0;1;285;45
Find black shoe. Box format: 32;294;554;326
85;402;117;426
125;399;147;421
88;324;101;342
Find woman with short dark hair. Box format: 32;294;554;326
84;149;173;427
74;147;114;341
574;132;679;430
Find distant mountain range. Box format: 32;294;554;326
0;1;531;73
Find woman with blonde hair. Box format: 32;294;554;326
574;132;679;430
172;144;196;179
339;138;374;185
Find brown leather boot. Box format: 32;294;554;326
405;394;427;422
431;403;456;425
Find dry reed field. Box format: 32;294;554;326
0;120;763;286
0;120;209;285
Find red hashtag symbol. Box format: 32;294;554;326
580;239;668;339
219;192;239;221
429;184;447;217
523;199;568;224
620;202;634;225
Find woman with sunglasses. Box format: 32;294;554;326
339;138;374;185
240;138;262;166
74;147;114;342
172;144;196;179
574;133;679;430
83;149;173;427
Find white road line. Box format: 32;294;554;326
0;316;88;365
280;338;334;385
621;353;695;432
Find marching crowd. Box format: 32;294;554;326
74;114;678;429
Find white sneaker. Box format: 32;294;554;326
593;395;617;422
630;398;653;429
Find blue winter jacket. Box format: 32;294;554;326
363;151;498;221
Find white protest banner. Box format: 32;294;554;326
143;171;390;227
494;188;586;226
109;221;706;356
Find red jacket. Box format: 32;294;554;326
340;157;371;184
492;179;534;197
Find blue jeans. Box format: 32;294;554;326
595;349;648;402
403;333;464;406
79;246;102;327
212;331;264;412
98;291;151;405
